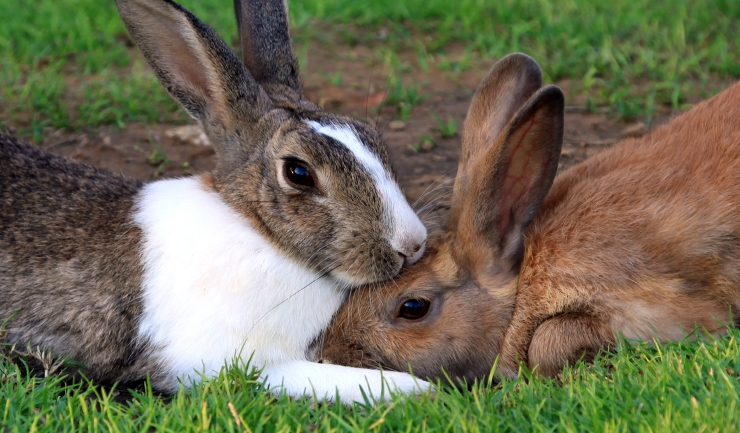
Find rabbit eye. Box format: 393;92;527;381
283;160;316;190
398;299;431;321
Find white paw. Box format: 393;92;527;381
377;370;432;396
261;360;432;405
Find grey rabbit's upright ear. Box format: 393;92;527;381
234;0;303;105
450;53;564;269
115;0;274;170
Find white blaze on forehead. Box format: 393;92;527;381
306;121;427;260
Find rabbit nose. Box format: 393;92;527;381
398;241;426;266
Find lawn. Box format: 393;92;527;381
3;330;739;431
1;0;740;431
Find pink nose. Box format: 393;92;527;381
398;241;426;266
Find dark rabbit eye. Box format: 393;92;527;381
398;299;431;320
283;160;316;190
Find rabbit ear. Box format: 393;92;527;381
451;54;564;270
234;0;303;104
452;53;543;204
116;0;273;163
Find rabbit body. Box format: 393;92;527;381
0;134;428;400
318;53;740;382
0;0;430;403
1;135;152;384
507;80;740;375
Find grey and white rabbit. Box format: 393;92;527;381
0;0;429;403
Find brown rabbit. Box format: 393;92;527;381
316;52;740;382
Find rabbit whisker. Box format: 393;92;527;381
240;264;341;347
411;172;456;209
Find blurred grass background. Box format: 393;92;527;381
0;0;738;140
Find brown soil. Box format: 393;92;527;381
15;41;675;225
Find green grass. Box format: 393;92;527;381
1;0;739;428
2;329;739;432
1;0;739;136
431;111;459;138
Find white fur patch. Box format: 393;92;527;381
306;121;427;262
133;177;345;391
261;360;432;404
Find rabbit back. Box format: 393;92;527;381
0;133;154;384
525;81;740;337
492;83;740;375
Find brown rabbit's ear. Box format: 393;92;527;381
451;53;543;212
115;0;273;170
451;55;564;271
234;0;303;104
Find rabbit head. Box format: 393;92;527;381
115;0;427;286
316;53;564;381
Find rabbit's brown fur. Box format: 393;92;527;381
500;79;740;376
318;53;740;382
